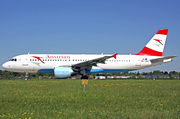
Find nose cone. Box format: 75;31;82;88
2;62;9;70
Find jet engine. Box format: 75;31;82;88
54;67;74;78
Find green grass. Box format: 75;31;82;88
0;79;179;119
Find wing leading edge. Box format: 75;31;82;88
72;53;118;69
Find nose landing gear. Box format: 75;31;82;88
25;72;29;80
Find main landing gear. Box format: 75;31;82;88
80;69;89;79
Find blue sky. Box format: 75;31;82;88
0;0;180;72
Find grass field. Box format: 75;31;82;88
0;79;179;119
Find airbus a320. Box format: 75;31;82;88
2;29;176;79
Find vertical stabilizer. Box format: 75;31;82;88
136;29;168;56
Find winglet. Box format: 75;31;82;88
112;53;118;59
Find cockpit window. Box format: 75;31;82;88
10;58;17;61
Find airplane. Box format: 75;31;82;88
2;29;177;80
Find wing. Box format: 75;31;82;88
72;53;118;70
150;56;177;63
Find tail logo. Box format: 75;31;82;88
154;39;163;45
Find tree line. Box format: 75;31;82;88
0;69;179;79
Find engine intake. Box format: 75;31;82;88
54;67;73;78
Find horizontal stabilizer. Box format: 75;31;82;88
150;56;177;62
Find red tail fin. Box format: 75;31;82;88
136;29;168;56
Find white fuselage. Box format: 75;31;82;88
2;29;176;79
2;54;168;74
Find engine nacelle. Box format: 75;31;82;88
54;67;73;79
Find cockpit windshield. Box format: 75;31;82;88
9;58;17;61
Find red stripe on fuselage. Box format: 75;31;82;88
135;47;163;56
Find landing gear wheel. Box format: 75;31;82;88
25;72;29;80
81;75;89;79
